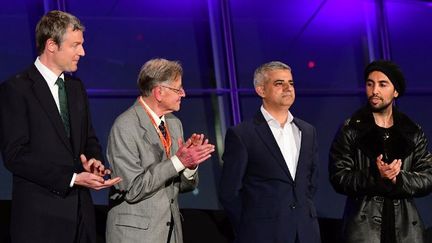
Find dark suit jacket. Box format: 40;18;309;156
219;111;321;243
0;65;102;243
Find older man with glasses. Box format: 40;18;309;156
105;58;215;243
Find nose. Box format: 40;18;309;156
79;45;85;56
283;83;293;91
180;89;186;97
372;84;379;94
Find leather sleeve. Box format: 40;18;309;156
329;125;382;197
392;129;432;198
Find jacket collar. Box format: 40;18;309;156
29;65;73;154
253;110;302;183
348;105;417;160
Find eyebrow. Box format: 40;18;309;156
366;79;390;83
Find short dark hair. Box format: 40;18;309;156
35;10;85;55
137;58;183;97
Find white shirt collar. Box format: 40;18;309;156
34;57;64;87
260;105;294;128
139;97;165;126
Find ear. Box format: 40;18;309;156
255;85;265;98
46;38;58;53
153;86;163;102
394;89;399;98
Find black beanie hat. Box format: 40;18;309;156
364;60;406;97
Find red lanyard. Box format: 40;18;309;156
138;97;172;157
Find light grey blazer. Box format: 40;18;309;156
105;100;198;243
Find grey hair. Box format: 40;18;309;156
137;58;183;97
35;10;85;55
253;61;292;87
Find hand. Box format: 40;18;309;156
74;172;122;190
376;154;402;184
188;133;205;147
176;134;215;169
80;154;111;176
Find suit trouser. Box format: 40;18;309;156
74;193;94;243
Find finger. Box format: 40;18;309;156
377;154;383;162
195;154;212;164
87;158;95;168
184;138;192;147
86;174;104;184
390;159;399;166
397;159;402;167
105;177;122;186
198;146;215;157
80;154;87;163
177;138;184;147
191;133;199;141
197;134;204;143
95;161;105;171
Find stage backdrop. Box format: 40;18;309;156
1;0;432;227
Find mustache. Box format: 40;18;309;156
368;95;383;101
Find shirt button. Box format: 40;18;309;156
290;204;296;209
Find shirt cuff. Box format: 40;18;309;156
171;155;185;172
70;173;77;187
171;156;198;180
183;167;198;180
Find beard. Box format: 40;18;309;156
368;95;393;112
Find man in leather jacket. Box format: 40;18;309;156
329;60;432;243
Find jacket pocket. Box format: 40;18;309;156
115;213;150;230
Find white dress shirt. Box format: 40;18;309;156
34;58;79;186
261;106;301;179
34;58;64;112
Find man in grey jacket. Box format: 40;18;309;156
105;58;215;243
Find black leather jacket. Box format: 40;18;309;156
329;106;432;243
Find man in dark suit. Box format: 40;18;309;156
219;61;321;243
0;10;121;243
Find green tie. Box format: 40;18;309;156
56;77;70;137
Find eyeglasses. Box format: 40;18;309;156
159;85;185;95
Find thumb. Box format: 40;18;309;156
80;154;87;163
177;138;184;147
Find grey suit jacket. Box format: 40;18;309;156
105;100;198;243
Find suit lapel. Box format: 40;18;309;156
29;66;73;153
133;102;165;153
65;77;80;156
165;115;180;156
293;118;307;179
254;111;293;181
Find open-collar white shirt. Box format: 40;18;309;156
261;105;301;180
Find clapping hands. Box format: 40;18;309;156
176;133;215;169
74;154;122;190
